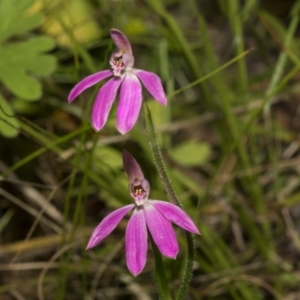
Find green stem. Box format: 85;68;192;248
176;232;194;300
143;103;195;300
150;236;173;300
143;103;178;206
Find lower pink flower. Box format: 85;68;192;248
86;150;200;276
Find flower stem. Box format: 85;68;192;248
176;232;194;300
143;103;178;206
150;236;173;300
143;103;195;300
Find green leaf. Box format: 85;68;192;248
0;0;44;43
0;37;56;100
0;0;56;102
0;93;20;138
169;140;211;167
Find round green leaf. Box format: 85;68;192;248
169;140;211;166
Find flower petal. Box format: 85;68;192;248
68;70;113;103
92;77;123;131
110;29;132;54
133;69;167;106
144;202;178;259
86;204;134;249
126;208;148;276
116;72;142;134
150;200;200;234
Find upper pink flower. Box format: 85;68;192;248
86;150;200;276
68;29;167;134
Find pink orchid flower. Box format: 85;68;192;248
68;29;167;134
86;150;200;276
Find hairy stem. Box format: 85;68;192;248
143;103;195;300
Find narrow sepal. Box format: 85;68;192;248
144;202;178;258
126;208;148;276
92;77;122;131
150;200;200;234
123;150;145;182
110;28;132;54
86;204;134;249
68;70;113;102
133;69;167;106
116;72;142;134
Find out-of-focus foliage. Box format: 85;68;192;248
0;94;19;137
30;0;101;47
170;140;211;166
0;209;14;234
0;0;56;137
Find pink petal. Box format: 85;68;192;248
133;69;167;106
122;150;145;183
144;202;178;259
110;29;132;54
126;208;148;276
116;72;142;134
150;200;200;234
92;77;123;131
86;204;134;249
68;70;113;102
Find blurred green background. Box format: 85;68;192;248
1;0;300;299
